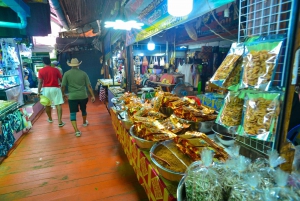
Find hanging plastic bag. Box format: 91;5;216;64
241;35;285;91
149;56;154;68
210;43;244;90
238;92;281;141
216;91;245;128
160;57;165;67
134;55;140;66
142;56;148;67
153;56;158;66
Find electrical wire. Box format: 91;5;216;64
205;0;235;37
56;35;80;54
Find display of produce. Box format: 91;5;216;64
183;147;300;201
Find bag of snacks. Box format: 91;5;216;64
216;91;245;128
185;148;223;201
238;92;281;141
228;173;263;201
241;35;285;90
266;169;299;200
210;43;244;90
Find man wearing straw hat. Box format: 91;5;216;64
37;57;65;127
61;58;95;137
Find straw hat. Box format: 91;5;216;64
40;95;51;106
67;58;82;66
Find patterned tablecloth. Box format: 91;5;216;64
111;109;177;201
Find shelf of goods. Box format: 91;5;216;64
0;100;32;162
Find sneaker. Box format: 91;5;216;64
83;120;89;127
75;131;81;137
58;122;65;127
47;119;53;123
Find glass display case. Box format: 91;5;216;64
0;75;23;105
0;75;20;90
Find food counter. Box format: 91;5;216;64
108;87;124;110
111;109;177;201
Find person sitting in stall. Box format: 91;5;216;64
22;62;37;88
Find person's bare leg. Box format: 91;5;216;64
71;121;79;132
55;104;63;124
45;106;52;121
83;115;87;124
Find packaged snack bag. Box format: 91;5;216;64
241;35;285;91
210;43;244;90
238;92;281;141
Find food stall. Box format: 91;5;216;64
107;0;300;200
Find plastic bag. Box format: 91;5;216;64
228;173;263;201
241;35;285;90
238;92;281;141
185;148;223;201
210;43;244;89
214;155;251;200
267;169;299;200
256;150;286;189
216;91;244;128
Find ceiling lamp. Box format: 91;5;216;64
167;0;193;17
147;37;155;51
104;20;144;30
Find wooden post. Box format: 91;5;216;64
279;8;300;172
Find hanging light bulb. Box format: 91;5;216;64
168;0;193;17
147;37;155;51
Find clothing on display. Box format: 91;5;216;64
0;110;23;156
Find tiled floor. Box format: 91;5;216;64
0;99;148;201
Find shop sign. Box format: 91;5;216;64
125;0;233;46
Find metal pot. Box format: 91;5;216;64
150;140;185;182
118;112;133;130
212;124;236;146
129;125;156;150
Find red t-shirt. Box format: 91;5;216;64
38;66;62;87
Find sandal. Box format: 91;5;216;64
83;120;89;127
75;131;81;137
47;119;53;123
58;122;65;127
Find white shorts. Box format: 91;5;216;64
43;87;64;106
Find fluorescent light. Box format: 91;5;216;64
147;37;155;51
168;0;193;17
180;46;187;49
104;20;144;30
138;53;144;56
154;53;165;56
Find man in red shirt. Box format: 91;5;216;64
37;57;65;127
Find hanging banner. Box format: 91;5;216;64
125;0;234;46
